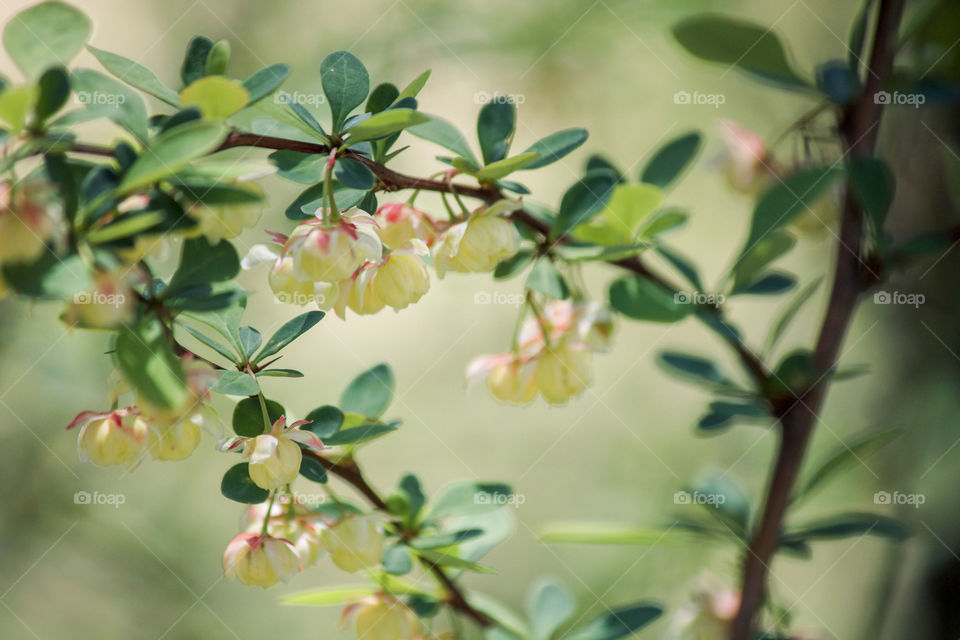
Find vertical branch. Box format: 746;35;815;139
729;1;906;638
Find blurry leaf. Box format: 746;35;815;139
657;351;733;388
816;60;860;104
656;245;703;292
475;152;540;182
731;231;796;292
166;236;240;292
116;317;188;410
690;474;751;536
180;76;250;119
71;68;149;140
410;529;484;549
232;396;284;437
672;15;808;89
639;208;688;239
575;183;662;245
399;474;426;521
302;405;345;439
180;36;213;86
120;121;227;192
477;100;516;164
428;482;513;519
527;578;576;640
640;131;701;188
525;259;570;299
346;108;428;142
221;463;269;504
697;400;769;433
0;85;37;132
781;513;910;545
556;243;649;263
213;370;261;396
269;150;325;184
609;276;690;323
417;549;495;574
4;1;92;80
552;170;619;239
2;252;90;299
765;277;823;351
523;128;589;169
383;544;413;575
770;349;816;397
408;115;479;166
282;585;377;606
254;311;325;363
322;50;370;131
88;46;180;105
562;603;662;640
341;363;394;418
736;271;796;295
242;63;290;104
322;420;399;446
849;156;895;236
466;593;529;639
494;250;534;279
34;67;70;125
205;39;231;76
794;430;899;505
540;522;692;545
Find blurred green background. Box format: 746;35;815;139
1;0;958;639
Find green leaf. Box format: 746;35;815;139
299;454;328;483
205;39;231;76
408;115;479;166
781;513;910;545
672;15;808;89
794;430;899;505
366;82;399;113
346;108;429;142
258;368;304;378
180;324;237;362
690;474;751;536
182;291;247;353
657;351;733;388
397;69;431;101
321;50;369;132
553;170;619;239
341;363;394;419
640;131;701;188
254;311;325;363
88;46;180;106
698;400;769;433
737;272;796;295
494;250;534;279
242;63;290;104
238;326;262;359
562;604;662;640
71;68;149;141
269;150;325;184
640;208;688;239
743;166;843;252
213;370;261;396
34;67;70;125
221;462;269;503
232;396;284;437
475;152;540;183
816;60;859;104
417;549;495;574
539;522;693;545
770;349;816;397
609;276;690;323
302;405;345;439
166;236;240;292
282;585;377;607
848;157;895;236
116;317;188;411
3;1;92;80
527;578;576;640
410;529;484;550
477;100;516;164
731;230;796;293
323;420;399;446
334;157;376;190
180;36;213;86
1;252;90;300
523;128;589;169
179;76;250;119
119;120;228;192
382;544;413;575
525;259;569;299
0;85;36;132
428;482;513;519
575;183;662;245
765;277;823;351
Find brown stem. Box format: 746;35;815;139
302;451;493;627
728;1;905;638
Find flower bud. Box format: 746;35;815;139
240;499;327;567
268;255;317;306
223;533;301;588
487;358;537;405
348;253;430;315
433;205;519;277
0;180;62;264
373;202;435;249
320;515;385;573
287;211;382;283
716;120;779;195
69;408;149;469
534;343;592;405
64;270;136;330
187;183;263;244
349;595;422;640
246;433;303;490
146;405;215;461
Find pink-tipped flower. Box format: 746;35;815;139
219;416;324;491
344;241;431;316
0;180;63;265
240;499;328;568
320;514;385;573
67;407;149;469
63;269;136;330
286;210;382;284
343;594;423;640
467;354;537;405
373;202;437;249
716;120;781;195
433;200;520;277
222;533;301;588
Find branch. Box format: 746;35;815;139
729;1;906;638
302;450;493;628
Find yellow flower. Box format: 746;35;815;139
146;405;216;461
287;210;382;283
269;255;318;306
240;500;327;568
348;595;422;640
320;515;385;573
372;202;435;249
346;250;430;316
534;343;592;405
220;416;325;491
467;354;537;405
0;180;62;265
68;407;149;469
187;183;263;244
222;533;301;588
433;201;520;277
64;270;136;330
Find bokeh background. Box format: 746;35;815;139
1;0;958;638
